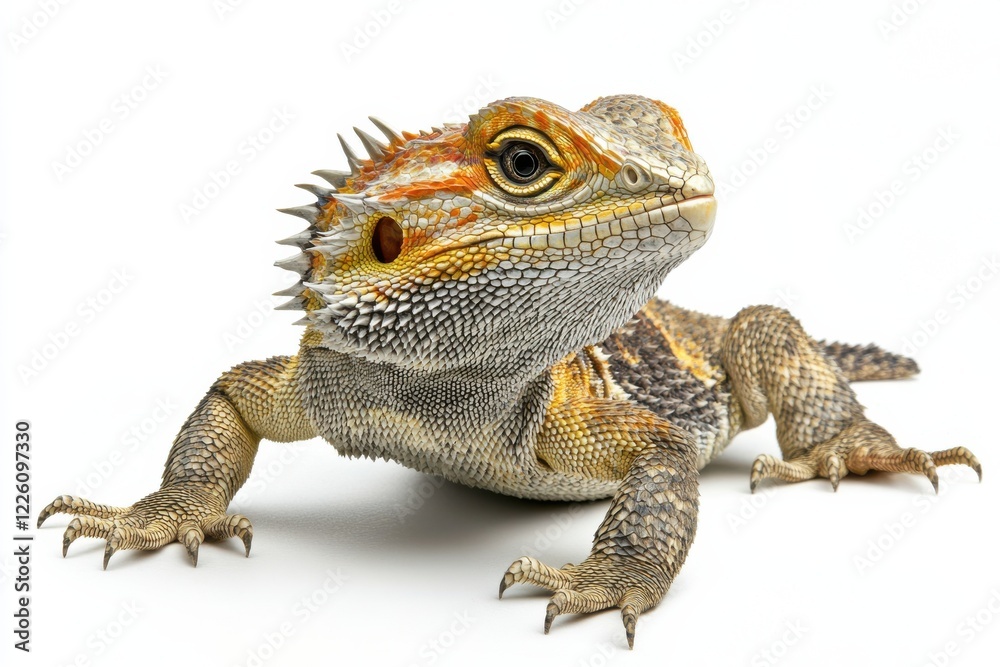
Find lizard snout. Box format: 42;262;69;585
680;173;714;200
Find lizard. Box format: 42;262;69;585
37;94;982;648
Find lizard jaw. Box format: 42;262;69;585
422;194;716;261
677;194;717;235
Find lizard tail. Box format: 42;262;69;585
820;341;920;382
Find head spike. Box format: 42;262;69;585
276;206;319;223
273;283;306;297
368;116;405;147
337;134;363;175
295;183;331;199
274;252;312;275
275;296;306;311
277;229;313;247
303;281;337;295
354;127;387;161
329;193;367;215
312;169;350;188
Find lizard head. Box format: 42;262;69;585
276;94;715;372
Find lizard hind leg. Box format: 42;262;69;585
723;305;981;493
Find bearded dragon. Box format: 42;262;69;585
38;94;981;648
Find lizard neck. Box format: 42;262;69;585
304;343;552;413
296;343;560;492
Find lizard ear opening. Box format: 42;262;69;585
372;216;403;263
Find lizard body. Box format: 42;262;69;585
39;94;980;648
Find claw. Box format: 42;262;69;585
242;531;253;557
234;516;254;557
38;495;74;527
178;523;205;567
929;446;982;483
37;495;127;526
622;605;637;649
498;575;509;599
927;468;940;495
62;517;84;557
38;503;56;528
749;455;766;493
824;454;844;492
103;540;116;570
544;601;558;634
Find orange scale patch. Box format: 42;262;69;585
533;109;552;131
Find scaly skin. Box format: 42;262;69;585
38;95;981;648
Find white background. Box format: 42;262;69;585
2;1;999;665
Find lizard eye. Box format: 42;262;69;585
500;142;547;183
484;127;563;197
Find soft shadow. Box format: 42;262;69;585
244;475;606;555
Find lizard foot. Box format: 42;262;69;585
749;418;982;493
499;555;662;649
37;487;253;568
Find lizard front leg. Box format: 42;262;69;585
500;397;698;649
38;355;316;568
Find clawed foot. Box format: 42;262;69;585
499;555;662;649
37;489;253;569
750;419;982;493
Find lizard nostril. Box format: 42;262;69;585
618;159;651;192
372;216;403;263
623;164;640;186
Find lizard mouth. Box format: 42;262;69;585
423;194;716;260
